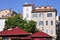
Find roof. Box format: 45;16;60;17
8;37;32;39
23;3;57;13
23;4;34;7
33;38;46;40
20;37;32;39
32;9;57;13
0;27;30;36
29;32;52;38
0;9;17;18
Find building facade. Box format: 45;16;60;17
23;3;57;39
0;18;6;31
56;16;60;40
0;9;17;31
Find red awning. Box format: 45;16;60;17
29;31;52;38
0;27;30;36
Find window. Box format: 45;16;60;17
2;15;4;17
47;13;52;17
3;37;8;40
51;30;53;34
7;13;11;16
26;8;29;12
39;13;44;17
39;13;41;17
51;21;53;25
46;21;48;26
3;39;7;40
5;11;7;12
46;29;48;33
39;21;44;26
32;14;37;18
26;14;28;18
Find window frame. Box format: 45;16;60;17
46;29;48;33
46;21;48;26
51;30;53;34
26;14;28;18
39;21;44;26
47;13;52;17
32;14;37;18
39;13;44;17
51;21;53;25
26;8;29;12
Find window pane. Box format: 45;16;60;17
47;13;52;17
46;21;48;26
46;29;48;33
51;21;53;25
26;14;28;18
39;13;41;17
39;21;44;26
39;13;44;17
51;30;53;34
32;14;37;18
7;13;11;16
26;8;29;12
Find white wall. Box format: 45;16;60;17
23;6;32;20
31;12;57;37
23;5;57;38
0;19;5;31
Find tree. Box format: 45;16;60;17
4;14;38;33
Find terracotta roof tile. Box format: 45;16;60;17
32;9;57;13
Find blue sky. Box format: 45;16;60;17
0;0;60;15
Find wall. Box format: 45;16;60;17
31;12;57;38
23;6;32;20
0;19;5;31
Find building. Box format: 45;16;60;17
23;3;57;40
0;9;17;31
0;9;17;17
56;16;60;40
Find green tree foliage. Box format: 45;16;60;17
5;14;38;33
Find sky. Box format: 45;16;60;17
0;0;60;15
